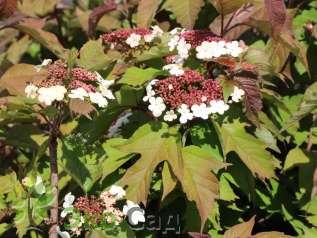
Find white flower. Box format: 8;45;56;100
144;26;163;42
143;80;158;102
163;110;177;122
173;55;185;64
89;92;108;108
37;85;67;106
191;103;210;120
177;38;191;59
225;41;243;57
230;86;245;102
34;59;52;72
37;88;54;106
25;83;38;99
99;80;115;99
109;185;126;199
144;34;155;43
95;72;115;99
196;41;226;60
163;64;184;76
143;90;155;102
126;33;141;48
52;85;67;101
170;28;182;35
209;100;229;115
148;97;166;117
56;226;70;238
168;35;180;51
177;104;193;124
63;192;75;209
61;192;75;218
151;25;164;37
123;200;145;225
68;87;88;100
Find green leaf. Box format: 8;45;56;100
6;35;31;64
190;122;223;162
78;40;111;71
13;200;30;238
163;0;205;29
137;0;160;28
283;147;310;171
101;139;134;180
117;122;183;204
215;120;279;179
0;223;11;236
33;0;58;17
244;47;275;76
181;145;225;227
135;34;171;62
219;173;238;201
282;82;317;130
209;0;251;15
119;67;162;86
58;137;107;192
88;222;135;238
16;20;69;59
161;161;177;200
224;216;255;238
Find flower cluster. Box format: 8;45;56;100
196;40;245;60
143;70;245;124
25;60;115;108
101;26;163;49
58;185;145;237
139;27;253;124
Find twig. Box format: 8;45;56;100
48;103;63;238
48;119;59;238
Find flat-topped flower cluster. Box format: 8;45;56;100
142;28;248;124
101;26;163;50
143;71;245;124
58;185;145;237
25;60;115;108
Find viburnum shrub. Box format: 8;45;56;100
0;0;317;238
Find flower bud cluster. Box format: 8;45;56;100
140;28;251;124
143;70;244;124
25;60;115;108
101;26;163;49
59;185;145;237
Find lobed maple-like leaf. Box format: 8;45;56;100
163;0;205;29
136;0;160;28
117;122;183;205
181;146;226;228
264;0;287;38
224;216;255;238
214;119;280;179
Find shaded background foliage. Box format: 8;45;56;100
0;0;317;237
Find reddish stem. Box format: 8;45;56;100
48;130;58;238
